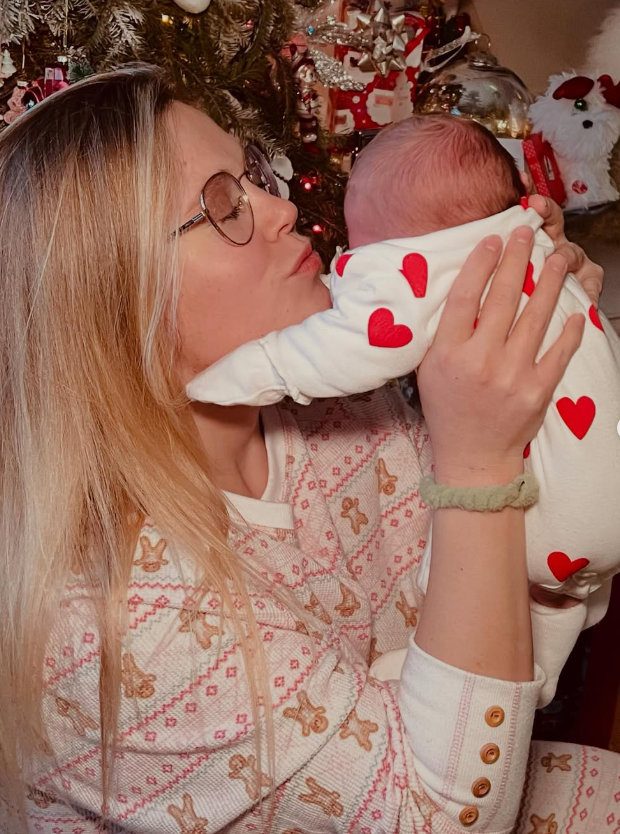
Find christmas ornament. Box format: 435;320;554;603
3;80;43;125
356;3;412;77
0;49;17;82
172;0;211;12
420;25;478;73
270;153;293;200
290;49;321;145
309;48;365;92
416;42;533;139
43;56;69;98
529;72;620;211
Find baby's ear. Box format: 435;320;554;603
519;169;533;194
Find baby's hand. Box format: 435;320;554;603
528;194;604;308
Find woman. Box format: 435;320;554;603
0;64;615;834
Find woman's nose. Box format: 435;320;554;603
256;189;298;241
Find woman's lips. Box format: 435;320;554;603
293;249;322;276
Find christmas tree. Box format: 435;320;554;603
0;0;348;262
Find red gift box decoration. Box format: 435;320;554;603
523;132;567;206
331;18;427;134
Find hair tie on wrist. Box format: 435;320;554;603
419;472;539;512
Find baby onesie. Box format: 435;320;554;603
187;204;620;706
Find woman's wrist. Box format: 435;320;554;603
433;457;525;488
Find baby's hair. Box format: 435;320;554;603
344;114;526;247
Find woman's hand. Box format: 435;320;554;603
417;227;586;486
529;194;604;308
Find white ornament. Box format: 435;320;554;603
530;71;620;211
270;154;293;200
0;49;17;81
172;0;211;13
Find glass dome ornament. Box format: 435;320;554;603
415;38;533;139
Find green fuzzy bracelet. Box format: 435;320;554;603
419;472;539;512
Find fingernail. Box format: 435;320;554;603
515;227;533;244
483;235;501;251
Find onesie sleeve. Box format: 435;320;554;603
186;244;438;407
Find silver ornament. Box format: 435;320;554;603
172;0;211;13
309;49;365;92
356;3;410;77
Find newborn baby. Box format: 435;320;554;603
188;114;620;707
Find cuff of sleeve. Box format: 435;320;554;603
398;636;544;832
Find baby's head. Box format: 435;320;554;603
344;114;526;247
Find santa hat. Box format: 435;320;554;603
552;73;620;109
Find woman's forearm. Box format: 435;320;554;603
414;463;534;682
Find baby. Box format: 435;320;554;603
187;115;620;707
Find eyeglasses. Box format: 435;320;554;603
174;143;281;246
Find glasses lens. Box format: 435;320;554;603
245;144;281;197
203;172;253;245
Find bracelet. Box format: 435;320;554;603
419;472;539;512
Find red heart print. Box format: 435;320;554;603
547;551;590;582
523;442;531;459
335;254;352;277
589;304;604;332
400;253;428;298
522;262;535;297
368;308;413;349
556;396;595;440
572;180;588;195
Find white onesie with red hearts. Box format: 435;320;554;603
187;204;620;707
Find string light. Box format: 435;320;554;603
161;14;172;24
312;223;323;234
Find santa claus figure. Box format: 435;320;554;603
529;71;620;212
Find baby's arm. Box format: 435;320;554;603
187;246;437;407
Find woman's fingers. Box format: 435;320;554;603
474;227;534;343
535;312;585;391
507;253;568;365
433;235;502;347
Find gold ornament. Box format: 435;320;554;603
416;44;533;139
356;3;410;77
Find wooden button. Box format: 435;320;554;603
485;706;505;727
480;743;500;764
459;806;479;826
472;777;491;798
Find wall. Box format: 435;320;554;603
462;0;619;95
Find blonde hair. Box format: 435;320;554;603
0;65;278;828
